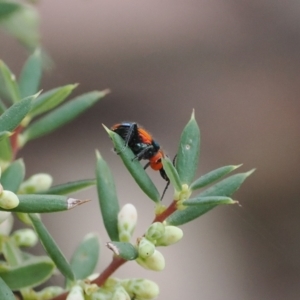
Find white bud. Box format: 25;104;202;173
138;237;155;259
122;278;160;300
156;226;183;246
18;173;53;194
11;228;38;247
0;211;11;224
111;286;130;300
66;286;84;300
0;213;13;235
0;190;19;209
90;288;113;300
118;204;137;242
136;249;165;271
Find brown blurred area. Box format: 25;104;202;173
1;1;300;299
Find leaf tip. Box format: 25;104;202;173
246;168;256;177
95;149;101;160
67;198;91;210
106;242;119;255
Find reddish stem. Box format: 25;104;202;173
10;125;23;159
50;200;178;300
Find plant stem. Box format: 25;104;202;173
10;125;23;159
49;200;177;300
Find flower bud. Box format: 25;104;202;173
0;213;13;235
0;211;11;224
136;249;165;271
11;228;38;247
18;173;53;194
0;190;19;209
122;278;159;300
145;222;165;242
111;286;130;300
66;286;84;300
36;286;64;299
138;237;155;259
90;288;113;300
156;225;183;246
118;204;137;242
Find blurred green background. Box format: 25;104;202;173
1;1;300;299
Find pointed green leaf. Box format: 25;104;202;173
0;131;11;141
0;2;21;20
19;48;42;99
1;159;25;193
29;213;75;281
22;90;109;142
0;276;17;300
190;165;242;191
0;256;55;290
0;96;32;132
106;241;138;261
106;127;160;202
175;110;200;185
0;5;40;49
167;170;255;226
30;84;78;117
70;233;100;281
40;179;96;195
0;195;90;213
161;157;182;192
0;60;20;103
96;151;120;241
184;196;236;206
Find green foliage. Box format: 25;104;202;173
0;7;254;300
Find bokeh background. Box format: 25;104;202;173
1;1;300;299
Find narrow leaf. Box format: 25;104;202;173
39;179;96;195
22;90;109;142
96;151;120;241
0;96;32;132
105;127;160;203
70;233;100;280
30;84;78;117
184;196;237;206
0;60;20;103
0;276;17;300
0;2;21;20
0;195;90;213
161;157;182;192
106;241;138;261
1;158;25;193
29;213;75;281
2;239;23;266
190;164;243;191
19;48;42;99
0;256;55;291
167;170;255;226
175;110;200;185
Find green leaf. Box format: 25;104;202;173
106;241;138;261
0;5;40;49
18;48;42;99
2;239;23;267
0;96;32;132
0;2;21;20
40;179;96;195
0;276;17;300
0;136;12;162
105;127;160;203
96;151;120;242
184;196;237;206
1;159;25;193
161;157;182;192
29;213;75;282
0;60;20;103
190;164;242;191
29;84;78;117
0;256;55;291
0;195;90;213
175;110;200;185
167;170;255;226
0;98;7;114
22;90;109;142
70;233;100;281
